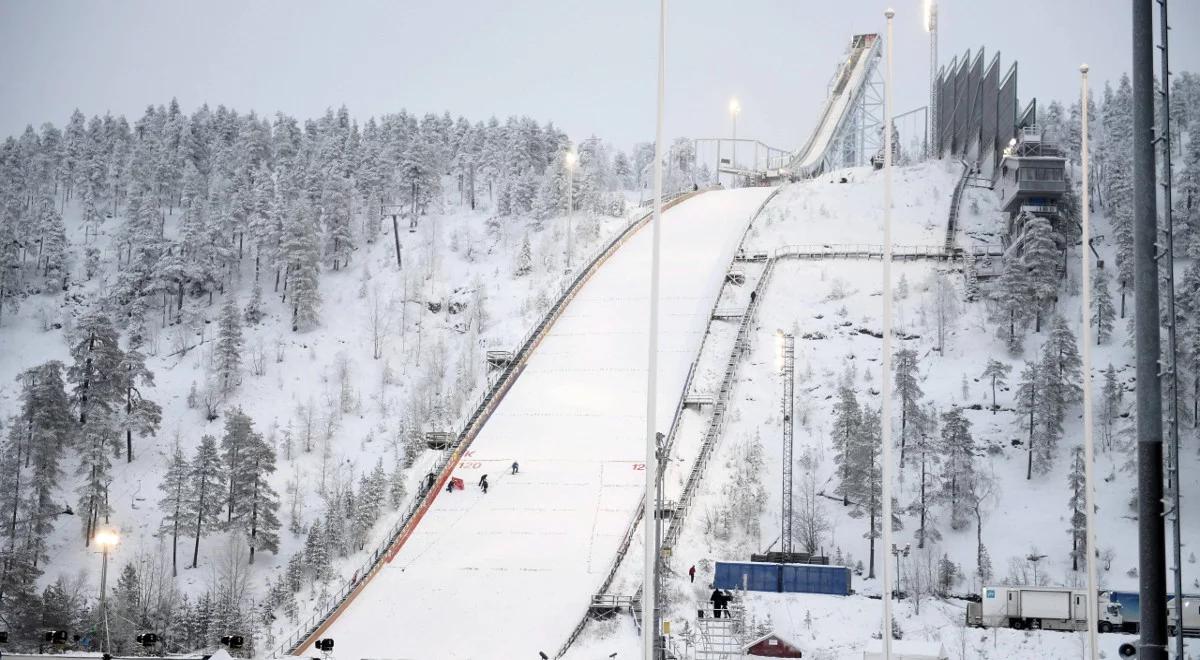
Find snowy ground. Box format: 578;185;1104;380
0;182;641;654
564;160;1199;659
302;188;776;659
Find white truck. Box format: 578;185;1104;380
966;586;1124;632
1167;596;1200;637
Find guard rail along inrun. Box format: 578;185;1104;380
270;189;702;658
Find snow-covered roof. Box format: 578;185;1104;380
743;631;804;652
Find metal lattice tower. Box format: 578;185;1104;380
780;333;795;555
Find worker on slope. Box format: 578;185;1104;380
709;589;724;618
479;474;489;494
688;565;696;583
511;461;519;475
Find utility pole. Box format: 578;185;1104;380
926;0;938;157
643;0;667;657
1079;63;1100;660
880;8;897;659
1156;2;1184;657
1132;2;1167;658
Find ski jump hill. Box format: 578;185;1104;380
284;187;776;659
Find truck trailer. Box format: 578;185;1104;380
965;586;1123;632
1167;596;1200;637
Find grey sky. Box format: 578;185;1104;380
2;1;1197;155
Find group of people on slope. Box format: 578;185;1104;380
445;461;519;494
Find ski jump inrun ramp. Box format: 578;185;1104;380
294;187;776;659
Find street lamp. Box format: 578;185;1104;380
564;150;578;271
890;543;910;598
95;527;120;653
728;97;741;186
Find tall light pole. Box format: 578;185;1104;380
95;527;120;653
728;97;741;187
565;150;578;271
880;9;896;660
643;0;667;658
1078;63;1100;660
925;0;938;157
1132;1;1167;656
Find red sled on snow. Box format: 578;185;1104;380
448;477;465;492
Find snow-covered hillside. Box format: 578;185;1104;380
564;160;1199;660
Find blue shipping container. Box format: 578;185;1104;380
713;561;851;595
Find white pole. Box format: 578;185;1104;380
100;545;111;652
567;163;574;271
1079;62;1100;660
643;0;667;657
880;9;896;660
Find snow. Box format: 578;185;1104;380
561;160;1198;659
302;187;775;659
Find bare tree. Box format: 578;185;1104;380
367;285;395;360
793;470;831;555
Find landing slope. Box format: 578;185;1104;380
302;187;775;659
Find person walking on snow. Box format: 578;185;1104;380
688;565;696;583
479;474;489;493
511;461;519;475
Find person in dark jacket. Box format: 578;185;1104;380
709;589;724;618
511;461;519;475
479;474;489;493
688;565;696;583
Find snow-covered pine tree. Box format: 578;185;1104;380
220;407;258;525
1041;314;1083;434
1015;360;1040;480
1091;266;1116;344
116;347;160;463
980;358;1012;414
1022;215;1061;332
188;434;225;569
1104;75;1135;316
158;440;189;576
893;347;922;467
16;361;74;545
283;203;321;332
831;379;862;503
216;295;243;395
990;254;1031;353
1066;445;1087;571
68;312;125;543
244;279;264;325
1100;364;1123;452
938;405;975;530
513;233;533;277
240;426;280;564
908;403;941;549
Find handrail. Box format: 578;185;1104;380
945;160;971;251
271;189;705;658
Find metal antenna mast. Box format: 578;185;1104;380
780;333;795;555
1156;2;1184;657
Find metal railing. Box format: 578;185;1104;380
945;160;971;251
552;188;782;659
270;190;704;658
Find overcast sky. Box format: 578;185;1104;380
2;0;1197;155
